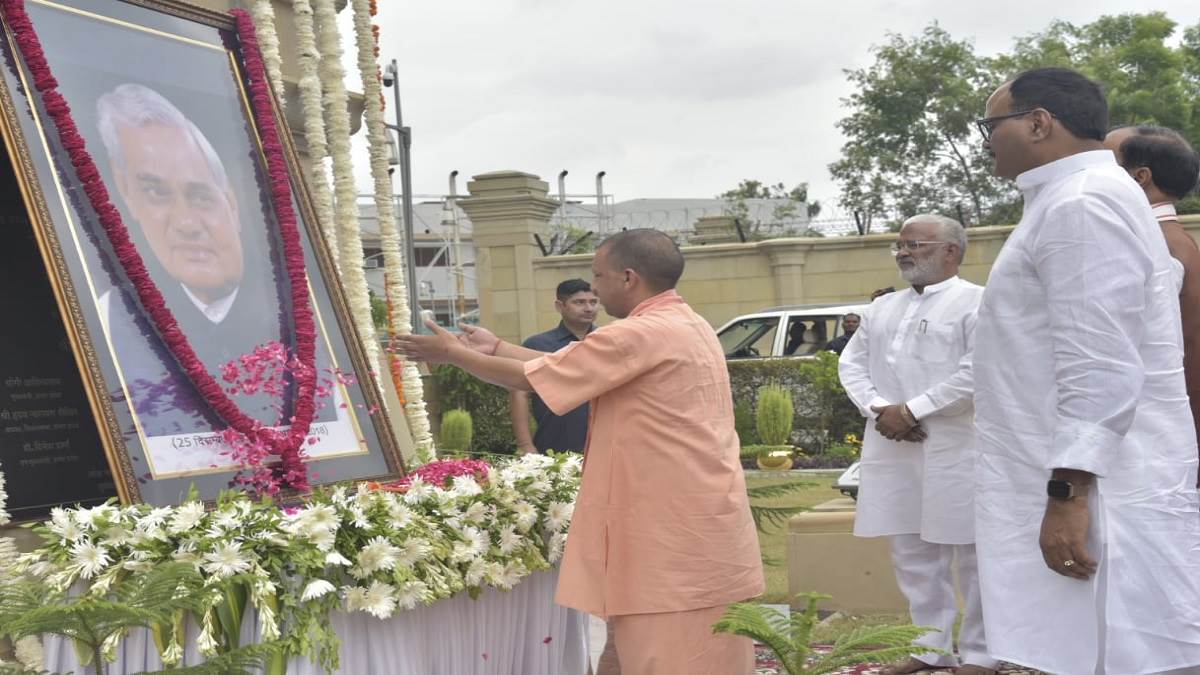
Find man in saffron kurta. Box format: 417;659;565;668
395;229;764;674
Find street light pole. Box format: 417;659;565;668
384;59;421;334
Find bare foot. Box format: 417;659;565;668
956;666;998;675
879;657;934;675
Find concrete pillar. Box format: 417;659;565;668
762;239;811;305
458;171;559;343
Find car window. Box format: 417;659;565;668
782;316;839;356
718;317;780;359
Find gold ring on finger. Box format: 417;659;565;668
1063;560;1075;567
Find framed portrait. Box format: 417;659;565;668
0;0;406;513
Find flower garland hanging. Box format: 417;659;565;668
312;0;382;386
350;0;435;462
290;0;338;260
247;0;285;109
0;0;317;491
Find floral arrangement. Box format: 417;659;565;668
349;0;435;462
247;0;285;108
310;0;382;387
19;453;581;670
0;464;44;670
289;0;338;257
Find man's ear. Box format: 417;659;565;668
1029;108;1054;142
1130;166;1154;190
553;298;565;313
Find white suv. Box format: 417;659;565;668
715;303;867;359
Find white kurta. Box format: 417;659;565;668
839;276;983;544
973;150;1200;675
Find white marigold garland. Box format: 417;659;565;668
312;0;381;382
248;0;286;108
290;0;338;261
0;464;44;671
349;0;435;462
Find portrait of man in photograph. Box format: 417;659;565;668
93;83;302;472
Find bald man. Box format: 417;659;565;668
839;215;996;675
396;229;763;674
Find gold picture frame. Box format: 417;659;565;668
0;0;406;513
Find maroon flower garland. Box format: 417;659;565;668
0;0;317;490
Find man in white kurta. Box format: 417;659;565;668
840;215;997;675
973;68;1200;675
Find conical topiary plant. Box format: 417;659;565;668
756;385;794;446
439;409;473;453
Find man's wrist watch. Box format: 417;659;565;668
1047;479;1079;501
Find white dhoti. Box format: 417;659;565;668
889;535;997;669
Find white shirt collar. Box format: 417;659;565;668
914;275;959;296
1015;149;1116;194
181;284;239;324
1151;202;1177;222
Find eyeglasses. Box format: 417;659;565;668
890;241;950;256
974;108;1054;141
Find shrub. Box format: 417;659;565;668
728;352;862;455
439;409;473;452
756;385;794;446
734;399;758;447
430;365;516;454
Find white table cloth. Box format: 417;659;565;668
43;568;591;674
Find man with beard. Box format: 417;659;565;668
971;67;1200;674
838;214;995;675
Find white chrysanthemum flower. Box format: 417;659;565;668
465;559;487;586
548;531;567;563
462;526;489;557
301;579;337;601
101;526;132;546
353;483;375;509
403;476;434;504
308;527;336;552
211;509;242;531
519;453;554;469
499;562;526;590
395;580;428;611
512;502;538;532
49;517;84;543
138;506;172;530
203;542;251;579
396;537;431;567
451;475;483;497
498;526;522;555
560;454;583;476
386;501;414;529
527;478;552;495
169;502;206;534
356;535;400;575
362;580;397;619
70;540;109;579
325;551;352;566
49;507;70;530
71;507;99;531
329;486;350;506
544;501;575;532
463;501;488;525
343;585;368;612
347;505;370;529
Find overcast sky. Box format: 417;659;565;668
340;1;1198;215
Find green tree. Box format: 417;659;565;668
719;179;822;239
830;25;1011;229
